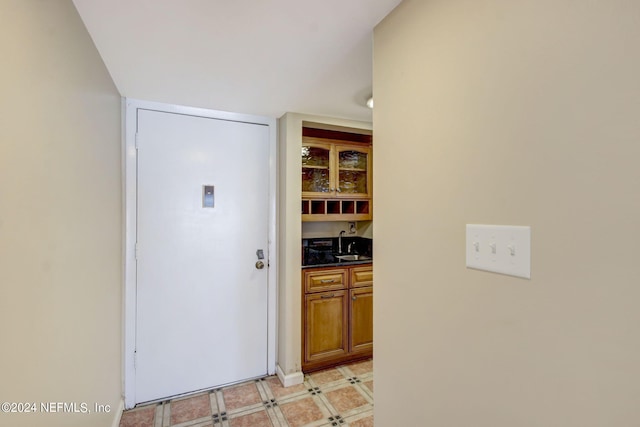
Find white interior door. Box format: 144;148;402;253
135;109;270;404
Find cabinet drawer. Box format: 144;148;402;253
304;268;347;293
350;265;373;288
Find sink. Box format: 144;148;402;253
335;254;371;261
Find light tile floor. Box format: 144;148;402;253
120;359;373;427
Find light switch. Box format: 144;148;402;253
466;224;531;279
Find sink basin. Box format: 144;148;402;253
335;254;372;261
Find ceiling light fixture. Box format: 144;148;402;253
366;96;374;109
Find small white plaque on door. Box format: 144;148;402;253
203;185;215;208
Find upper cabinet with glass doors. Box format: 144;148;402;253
302;138;371;199
302;132;372;221
302;142;332;196
336;146;371;197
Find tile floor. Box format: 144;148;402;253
120;359;373;427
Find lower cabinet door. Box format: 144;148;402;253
350;286;373;354
305;291;348;363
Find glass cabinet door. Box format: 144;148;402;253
337;147;370;196
302;144;332;195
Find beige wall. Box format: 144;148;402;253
373;0;640;425
277;113;372;378
0;1;122;426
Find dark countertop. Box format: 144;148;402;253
301;257;372;269
302;237;372;269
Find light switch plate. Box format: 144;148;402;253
466;224;531;279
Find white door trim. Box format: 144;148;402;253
122;98;278;409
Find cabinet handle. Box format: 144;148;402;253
321;294;335;299
320;279;335;283
352;296;357;301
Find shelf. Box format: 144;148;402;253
302;199;372;222
342;200;355;214
356;200;370;214
327;200;341;214
311;200;325;215
338;167;367;172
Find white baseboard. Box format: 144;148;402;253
111;398;124;427
276;364;304;387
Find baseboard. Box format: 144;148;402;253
276;364;304;387
111;398;124;427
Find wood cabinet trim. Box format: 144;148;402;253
303;136;371;148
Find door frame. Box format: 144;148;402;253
122;98;278;409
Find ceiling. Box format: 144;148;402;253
72;0;402;122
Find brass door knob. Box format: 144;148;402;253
255;261;265;269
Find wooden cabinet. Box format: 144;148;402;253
301;138;372;198
302;136;372;222
349;286;373;354
335;144;372;197
302;264;373;371
348;265;373;354
304;291;348;363
301;141;332;197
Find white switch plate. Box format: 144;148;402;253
466;224;531;279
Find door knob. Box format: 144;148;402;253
256;249;265;269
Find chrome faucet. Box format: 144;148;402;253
338;230;346;254
347;242;355;254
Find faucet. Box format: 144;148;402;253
338;230;346;254
347;242;355;254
